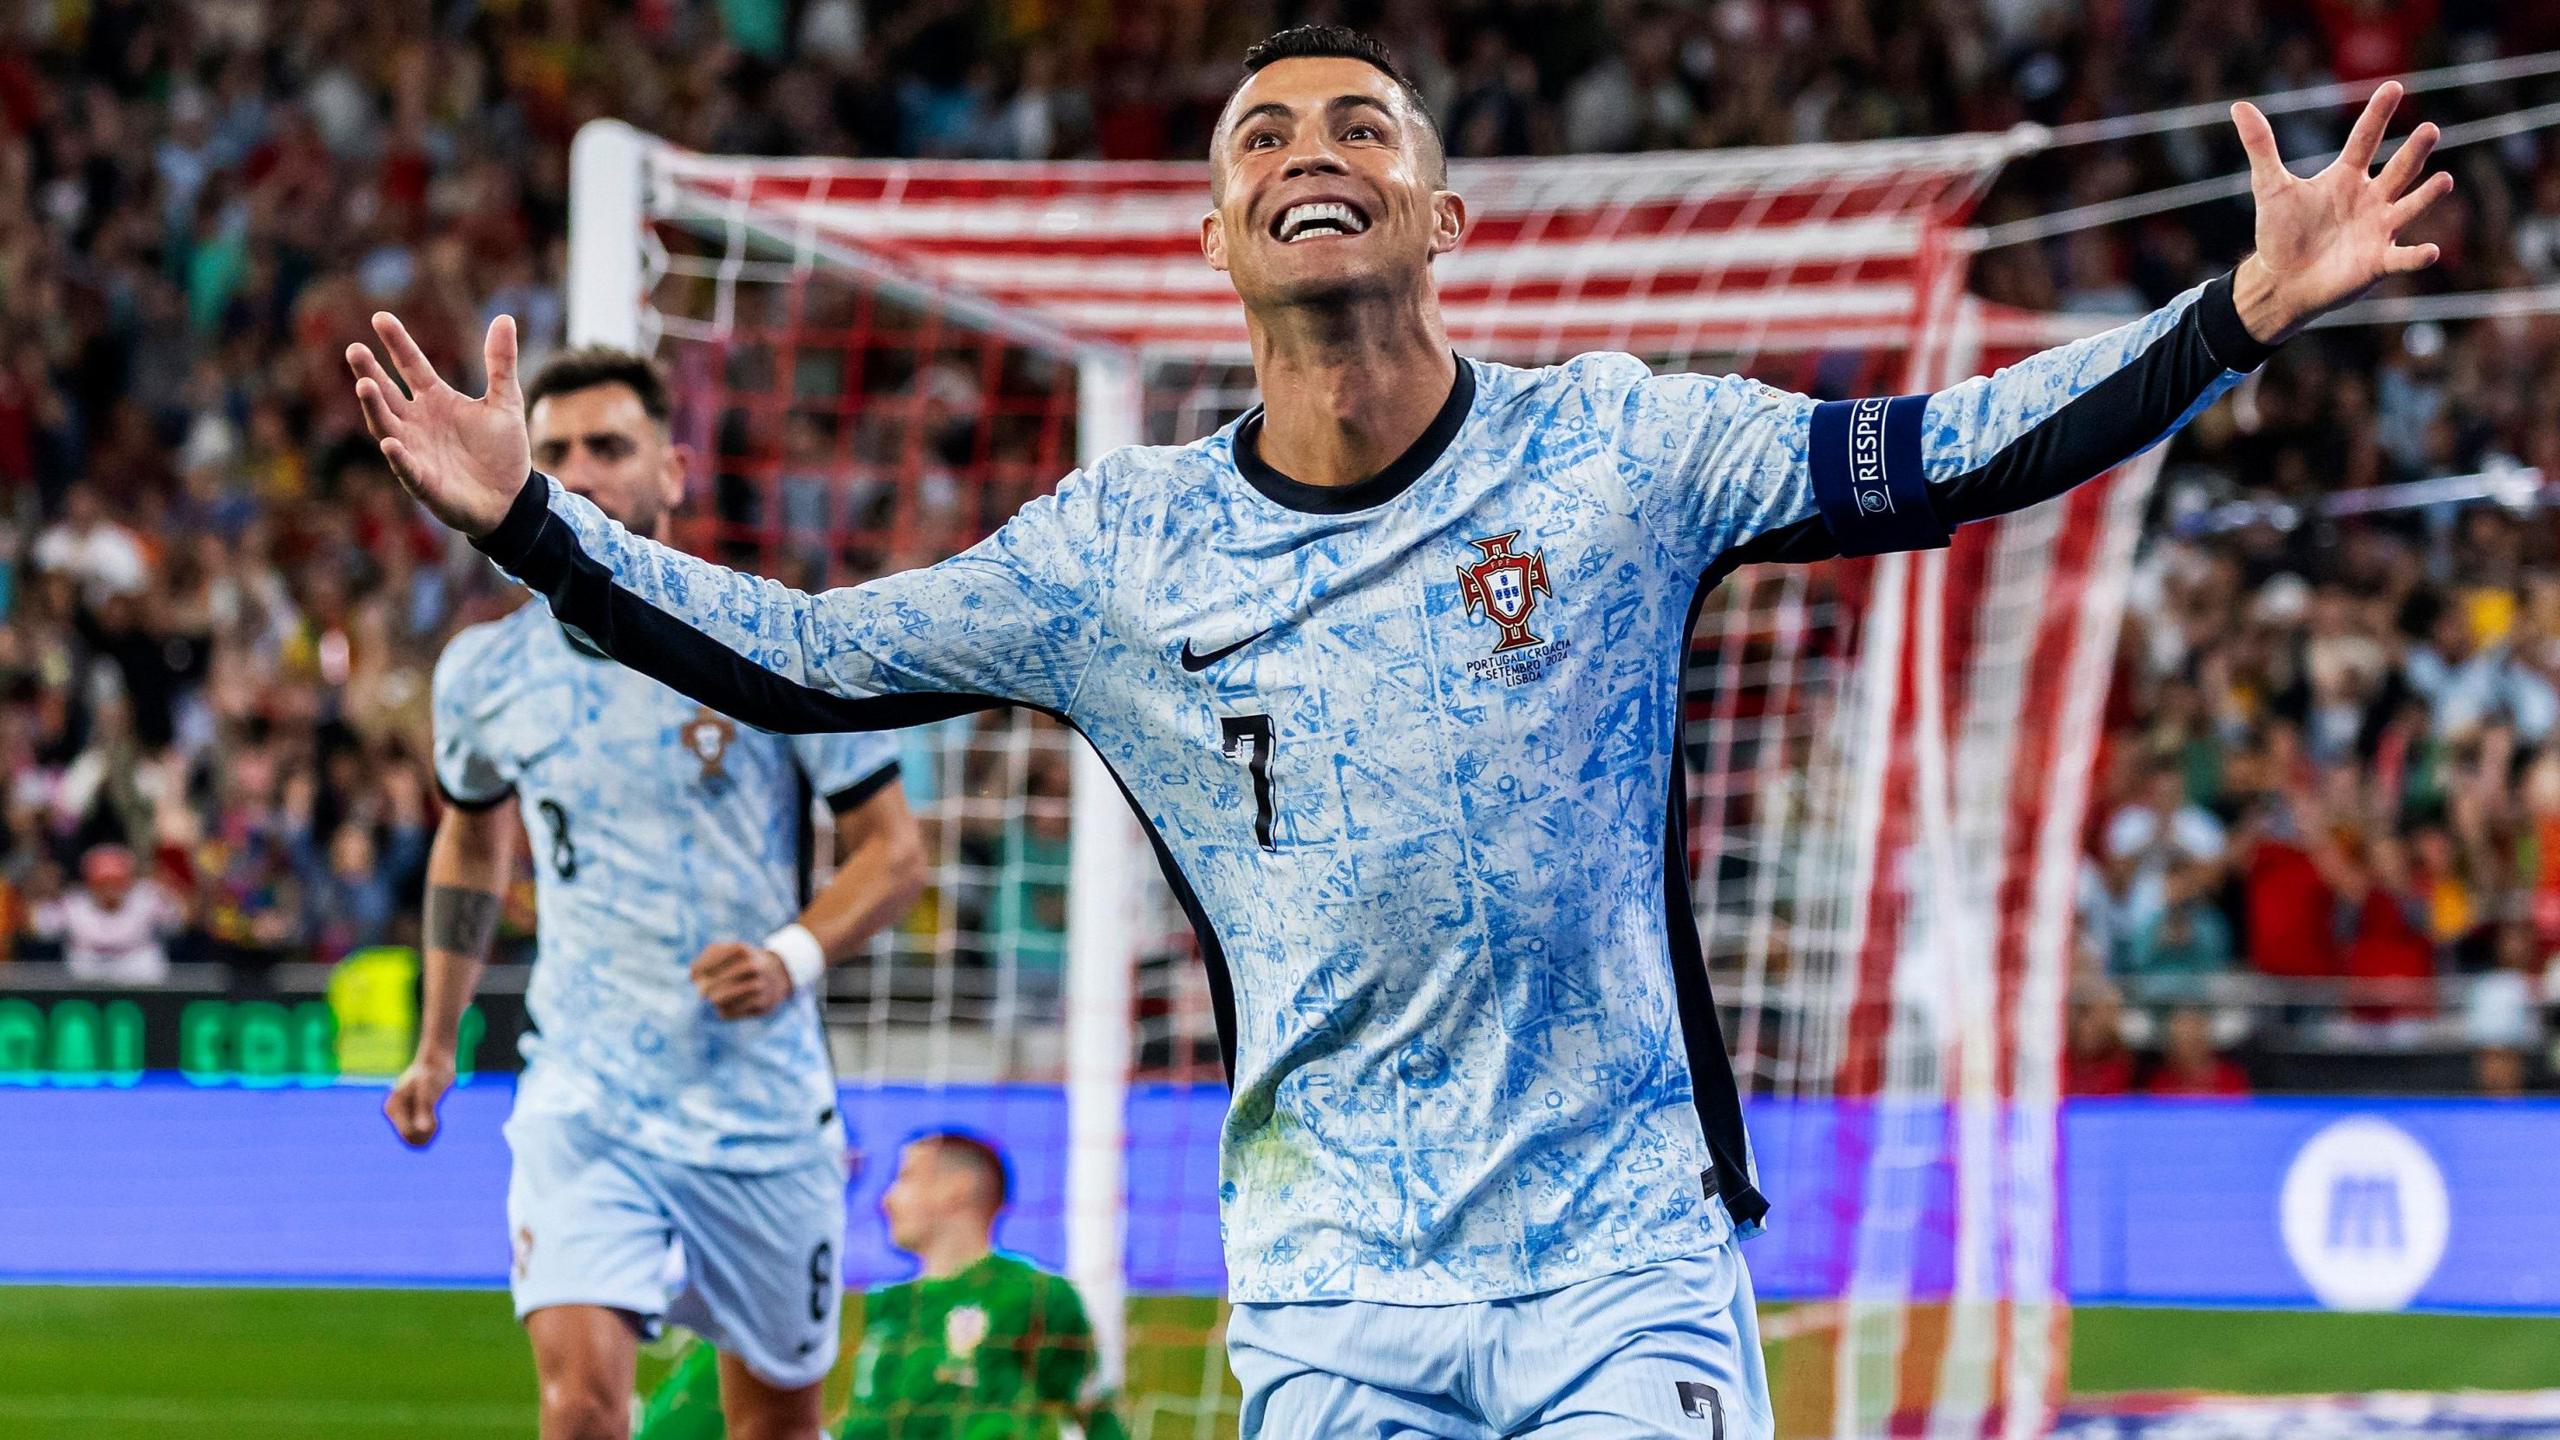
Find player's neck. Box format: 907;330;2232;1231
1248;298;1455;490
917;1233;993;1280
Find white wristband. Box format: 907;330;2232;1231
763;923;827;993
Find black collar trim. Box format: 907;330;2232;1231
1231;356;1474;515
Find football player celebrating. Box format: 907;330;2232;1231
355;34;2446;1436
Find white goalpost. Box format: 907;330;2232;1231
564;116;2153;1439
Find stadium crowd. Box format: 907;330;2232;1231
0;0;2553;1086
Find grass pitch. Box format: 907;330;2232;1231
1;1286;2553;1438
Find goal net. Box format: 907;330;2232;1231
564;118;2150;1439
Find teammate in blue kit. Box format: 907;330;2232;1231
353;27;2449;1438
381;348;928;1440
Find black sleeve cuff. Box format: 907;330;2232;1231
824;763;902;815
2196;271;2280;374
435;776;516;813
473;471;554;573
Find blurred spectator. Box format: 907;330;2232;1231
2146;1006;2253;1097
2462;921;2552;1076
2475;1044;2532;1097
2090;757;2232;989
2078;832;2154;976
2407;595;2560;743
32;487;147;608
287;756;428;962
2312;0;2435;84
2064;979;2135;1097
32;843;181;985
2231;791;2340;982
2305;803;2441;1022
2123;864;2238;1002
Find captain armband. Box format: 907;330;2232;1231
1807;395;1949;557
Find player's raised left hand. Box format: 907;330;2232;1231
2231;80;2455;344
691;940;794;1019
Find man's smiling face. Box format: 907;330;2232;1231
1202;55;1464;311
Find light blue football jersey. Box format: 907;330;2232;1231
431;601;900;1172
477;276;2271;1299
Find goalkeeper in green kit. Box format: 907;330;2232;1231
639;1132;1125;1440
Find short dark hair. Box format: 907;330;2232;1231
1226;24;1444;180
916;1130;1010;1212
1242;25;1428;112
523;346;671;425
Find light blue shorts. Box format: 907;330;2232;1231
504;1109;847;1390
1228;1238;1773;1440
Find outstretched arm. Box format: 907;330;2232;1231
348;319;1106;730
1626;82;2453;566
1927;81;2451;531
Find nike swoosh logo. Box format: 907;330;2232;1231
1179;629;1270;672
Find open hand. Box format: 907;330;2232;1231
692;940;795;1020
2231;80;2455;344
346;313;531;536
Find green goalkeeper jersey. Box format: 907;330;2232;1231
845;1252;1122;1440
635;1252;1124;1440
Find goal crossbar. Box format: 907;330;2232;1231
574;120;2033;367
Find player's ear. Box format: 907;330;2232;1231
1428;189;1467;260
663;440;693;512
1201;209;1230;274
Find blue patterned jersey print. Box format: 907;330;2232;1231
477;276;2271;1299
432;602;899;1172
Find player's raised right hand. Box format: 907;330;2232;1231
385;1054;457;1148
346;312;530;537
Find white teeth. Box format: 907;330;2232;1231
1279;202;1368;241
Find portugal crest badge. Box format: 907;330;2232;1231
681;708;736;782
1456;531;1553;653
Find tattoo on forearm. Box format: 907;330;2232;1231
425;884;503;957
